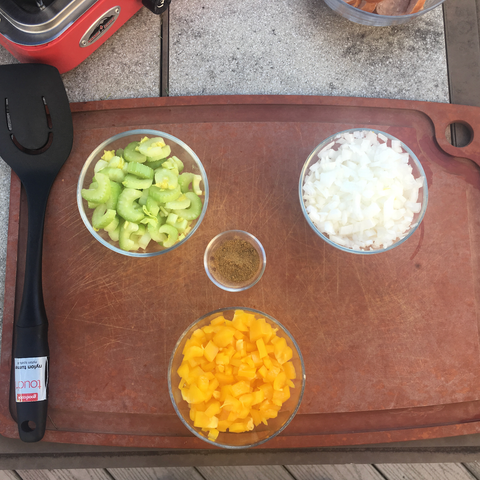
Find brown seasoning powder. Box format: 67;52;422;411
212;238;260;283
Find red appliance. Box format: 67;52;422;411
0;0;152;74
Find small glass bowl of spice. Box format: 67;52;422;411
204;230;266;292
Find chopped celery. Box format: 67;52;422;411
117;188;144;223
166;213;188;233
148;214;167;243
106;181;122;210
138;188;150;206
159;224;178;248
178;172;203;195
144;196;160;217
81;172;111;204
119;221;140;251
172;192;202;220
122;174;153;190
165;194;190;210
92;205;116;230
171;156;184;173
138;137;171;161
124;142;146;163
149;184;181;204
83;136;205;252
102;167;125;183
127;161;154;179
94;159;109;173
154;168;178;190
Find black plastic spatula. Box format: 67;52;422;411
0;64;73;442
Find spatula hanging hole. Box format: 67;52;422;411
10;132;53;155
42;96;53;129
20;420;36;432
4;98;12;131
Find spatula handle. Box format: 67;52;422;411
13;188;50;442
13;324;49;442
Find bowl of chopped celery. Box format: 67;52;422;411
77;129;209;257
299;128;428;254
168;307;306;449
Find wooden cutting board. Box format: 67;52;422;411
1;95;480;449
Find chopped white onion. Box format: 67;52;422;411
302;131;424;251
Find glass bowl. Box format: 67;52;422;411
204;230;266;292
77;129;209;257
299;128;428;255
168;307;306;449
323;0;446;26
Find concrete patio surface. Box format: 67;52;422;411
0;1;475;472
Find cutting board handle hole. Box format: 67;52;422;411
20;420;36;433
445;122;473;148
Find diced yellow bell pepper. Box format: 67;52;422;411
283;361;296;380
230;357;242;367
239;393;254;408
182;337;203;355
177;363;190;379
265;365;281;383
213;327;236;348
183;345;204;362
272;385;291;406
187;383;206;404
251;389;265;406
237;364;256;381
194;411;219;429
237;407;251;419
222;394;242;412
263;356;273;369
219;385;234;402
257;365;268;379
205;400;221;417
215;372;235;384
211;316;227;326
203;361;216;372
192;328;206;339
215;352;230;365
235;339;244;352
204;340;219;363
249;319;263;342
232;311;249;331
250;409;263;426
274;337;293;365
177;309;299;443
217;420;230;432
256;338;268;358
273;371;286;391
258;383;273;400
234;330;245;340
231;380;251;397
197;375;210;392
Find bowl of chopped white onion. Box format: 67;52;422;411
299;129;428;254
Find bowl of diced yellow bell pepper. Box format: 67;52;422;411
168;307;306;449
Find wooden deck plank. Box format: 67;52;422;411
285;464;384;480
0;472;21;480
462;463;480;479
375;463;477;480
15;470;112;480
107;467;204;480
197;466;294;480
